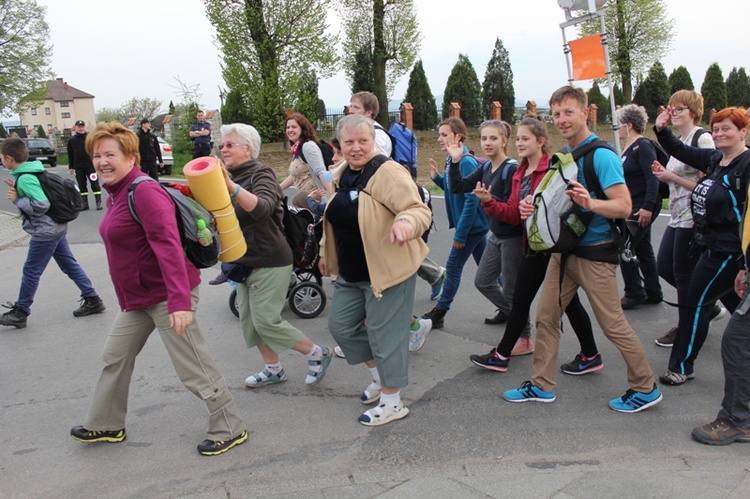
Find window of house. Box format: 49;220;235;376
31;108;37;116
45;108;51;115
62;112;71;118
60;101;70;108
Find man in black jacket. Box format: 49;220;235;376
67;120;102;210
136;118;163;180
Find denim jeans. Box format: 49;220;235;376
436;231;487;312
16;233;96;315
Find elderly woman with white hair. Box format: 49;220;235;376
616;104;663;310
219;123;332;389
320;114;432;426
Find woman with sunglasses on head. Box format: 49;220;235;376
654;106;749;386
447;119;533;355
651;91;717;348
468;116;601;375
218;124;333;390
279;113;331;208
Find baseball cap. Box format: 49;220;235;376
74;120;85;126
140;117;151;124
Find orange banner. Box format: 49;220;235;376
569;34;606;81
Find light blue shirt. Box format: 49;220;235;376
570;134;624;246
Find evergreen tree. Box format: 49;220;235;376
221;90;252;125
668;66;694;94
726;67;750;108
638;61;671;121
350;45;375;94
295;70;323;124
442;54;481;126
587;82;610;123
612;85;626;107
701;63;727;123
481;37;515;122
168;100;175;115
35;124;46;138
404;60;438;131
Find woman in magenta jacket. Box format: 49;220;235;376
70;122;247;457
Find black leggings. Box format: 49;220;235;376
496;252;598;358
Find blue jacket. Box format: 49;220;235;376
432;146;489;243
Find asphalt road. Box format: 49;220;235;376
0;165;747;498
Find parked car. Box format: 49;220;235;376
24;138;57;167
156;136;174;175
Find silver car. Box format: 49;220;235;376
157;136;174;175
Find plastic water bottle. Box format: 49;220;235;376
197;219;212;247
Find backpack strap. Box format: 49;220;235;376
691;128;709;148
356;154;391;192
126;176;159;224
579;144;627;252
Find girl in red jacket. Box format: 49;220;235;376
468;116;601;375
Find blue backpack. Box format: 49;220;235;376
388;122;418;167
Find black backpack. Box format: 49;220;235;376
127;177;220;269
16;171;83;223
299;139;335;169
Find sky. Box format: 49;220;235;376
22;0;750;119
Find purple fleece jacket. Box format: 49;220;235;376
99;167;200;313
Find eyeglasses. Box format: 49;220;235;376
219;142;247;150
673;106;690;113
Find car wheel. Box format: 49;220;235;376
49;160;56;168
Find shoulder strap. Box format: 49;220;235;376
127;176;158;224
580;145;626;249
356;154;391;191
691;128;709;148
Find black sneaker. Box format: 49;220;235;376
560;352;604;376
197;430;248;456
0;302;27;329
421;307;446;329
73;296;106;317
484;309;509;325
710;304;727;322
70;426;126;443
621;295;646;310
470;347;509;372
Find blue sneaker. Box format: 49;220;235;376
609;385;663;413
504;381;556;403
305;346;333;385
430;268;446;300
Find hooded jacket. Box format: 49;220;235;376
11;160;67;240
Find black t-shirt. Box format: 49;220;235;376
326;167;370;282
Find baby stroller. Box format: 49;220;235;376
229;199;326;319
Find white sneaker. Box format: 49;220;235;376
333;345;346;358
358;401;410;426
408;318;432;352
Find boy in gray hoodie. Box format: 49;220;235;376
1;137;105;329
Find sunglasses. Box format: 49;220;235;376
219;142;247;150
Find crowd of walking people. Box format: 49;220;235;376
6;86;746;456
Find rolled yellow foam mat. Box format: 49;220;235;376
183;157;247;262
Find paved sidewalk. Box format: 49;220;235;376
0;210;28;250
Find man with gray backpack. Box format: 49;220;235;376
503;86;661;414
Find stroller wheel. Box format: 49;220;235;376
288;281;326;318
296;270;323;286
229;288;239;318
